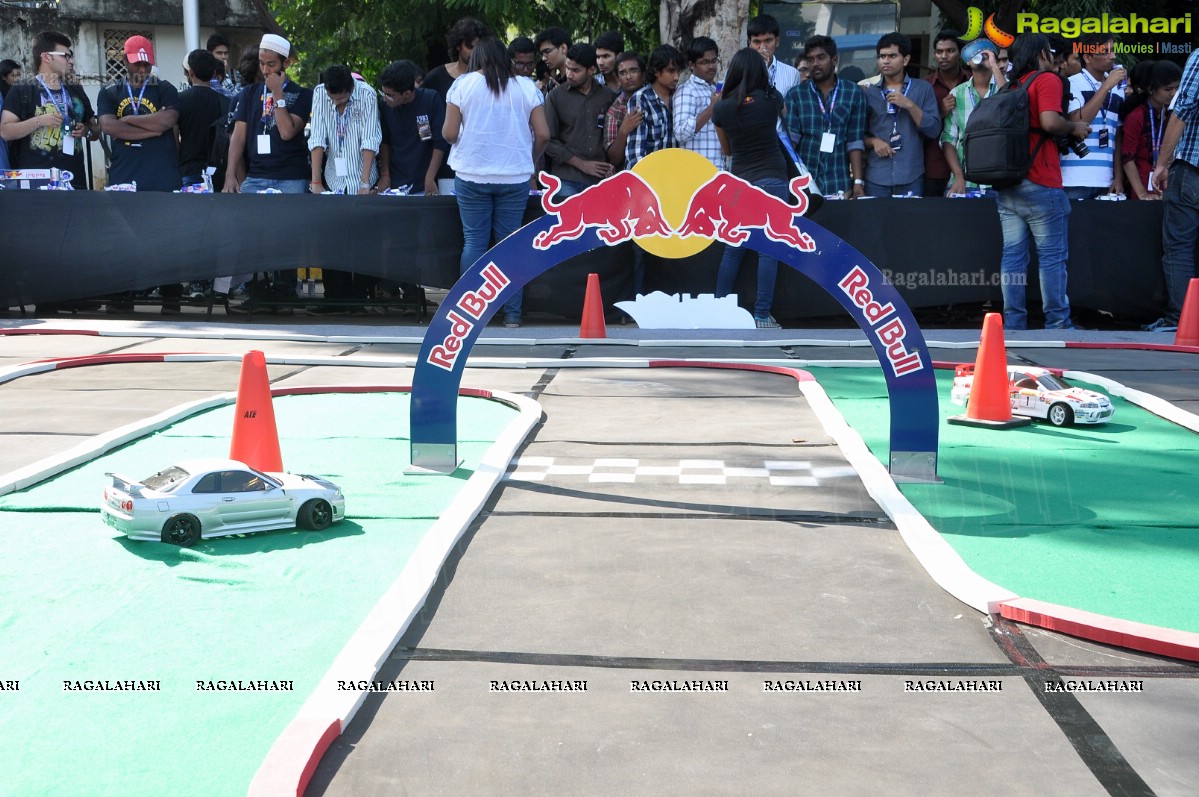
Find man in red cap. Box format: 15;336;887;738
97;34;182;312
97;35;180;192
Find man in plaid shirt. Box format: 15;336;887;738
625;45;684;168
604;51;645;168
784;35;868;197
1150;48;1199;332
673;37;723;169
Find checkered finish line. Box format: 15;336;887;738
505;457;859;486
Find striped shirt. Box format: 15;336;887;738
1063;70;1123;188
673;73;723;169
1169;48;1199;168
308;80;382;192
625;85;674;168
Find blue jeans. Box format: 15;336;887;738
1161;162;1199;324
866;176;923;198
996;179;1072;330
455;177;528;321
1064;186;1104;201
715;177;787;318
240;177;308;194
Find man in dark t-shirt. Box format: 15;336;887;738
378;60;448;195
223;33;313;193
0;30;98;189
422;18;488;185
177;49;227;188
97;35;180;192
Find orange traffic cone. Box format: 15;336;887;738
229;350;284;471
948;312;1030;429
1174;278;1199;347
579;272;607;339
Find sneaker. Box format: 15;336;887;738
160;301;182;315
504;316;521;329
754;315;781;329
1142;317;1178;332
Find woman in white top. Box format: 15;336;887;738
444;36;549;327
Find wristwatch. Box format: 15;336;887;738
275;97;287;109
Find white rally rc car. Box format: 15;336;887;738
101;458;346;546
950;364;1115;427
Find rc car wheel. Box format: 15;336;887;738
298;499;333;531
1048;403;1074;427
162;514;201;547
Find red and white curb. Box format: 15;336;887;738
4;346;1199;796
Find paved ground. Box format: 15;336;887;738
1;317;1196;797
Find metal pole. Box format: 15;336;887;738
183;0;201;52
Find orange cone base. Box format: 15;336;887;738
1175;278;1199;347
947;414;1031;429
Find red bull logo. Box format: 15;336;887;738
677;174;816;251
838;266;924;377
534;172;672;249
427;263;510;371
533;150;817;258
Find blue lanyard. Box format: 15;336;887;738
1149;104;1164;165
126;80;148;116
262;81;288;131
37;76;70;124
881;77;910;114
335;98;351;150
812;80;839;130
1082;71;1109;127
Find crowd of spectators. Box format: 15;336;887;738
1;21;1196;329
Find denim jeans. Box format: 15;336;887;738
996;179;1072;329
866;176;923;198
1064;186;1105;201
455;177;529;321
1161;162;1199;324
240;177;308;194
715;177;788;318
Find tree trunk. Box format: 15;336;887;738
660;0;750;66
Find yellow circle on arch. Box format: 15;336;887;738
630;148;719;259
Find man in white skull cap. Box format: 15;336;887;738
223;33;314;313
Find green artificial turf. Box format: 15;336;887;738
810;366;1199;634
0;392;517;797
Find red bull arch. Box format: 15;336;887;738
410;149;939;481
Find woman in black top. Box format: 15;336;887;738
712;47;789;328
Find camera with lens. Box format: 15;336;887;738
1059;136;1090;158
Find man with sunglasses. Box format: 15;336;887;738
604;51;646;168
508;37;537;79
1;30;98;189
535;27;571;92
377;60;447;196
673;37;723;169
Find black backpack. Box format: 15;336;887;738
962;71;1054;189
206;92;233;191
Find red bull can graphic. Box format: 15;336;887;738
677;174;816;252
534;172;673;249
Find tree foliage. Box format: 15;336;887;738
270;0;660;85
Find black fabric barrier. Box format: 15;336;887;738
0;192;1167;321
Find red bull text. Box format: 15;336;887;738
427;263;511;371
838;267;924;377
534;172;672;249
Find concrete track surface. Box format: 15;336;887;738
0;321;1196;797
